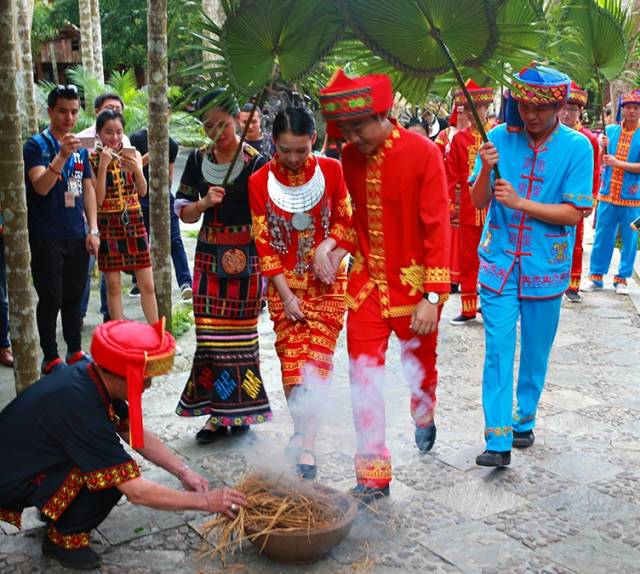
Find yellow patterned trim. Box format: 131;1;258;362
345;279;376;311
337;196;352;218
423;267;451;286
329;222;349;243
145;352;175;378
84;460;141;491
41;467;85;521
252;214;268;245
608;128;633;201
259;254;283;273
0;509;21;529
399;259;425;296
48;524;90;550
484;426;512;438
355;456;392;481
597;194;640;207
350;252;365;275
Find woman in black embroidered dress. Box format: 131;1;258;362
174;90;271;442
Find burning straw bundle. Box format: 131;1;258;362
201;474;347;564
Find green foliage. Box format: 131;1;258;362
171;302;194;339
31;0;202;78
340;0;498;77
556;0;631;85
36;67;206;146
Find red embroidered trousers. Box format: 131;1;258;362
346;288;440;489
460;224;483;317
569;218;584;291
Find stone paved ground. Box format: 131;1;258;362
1;213;640;573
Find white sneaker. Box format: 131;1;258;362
180;284;193;301
582;281;603;292
615;283;629;295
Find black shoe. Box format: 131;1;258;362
512;430;535;448
415;423;436;452
450;283;459;293
230;425;250;436
296;449;317;480
449;313;476;326
195;426;228;444
565;289;581;303
129;285;140;297
42;537;101;570
475;450;511;467
349;483;390;506
102;313;111;323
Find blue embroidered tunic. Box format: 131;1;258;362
470;122;594;299
598;124;640;207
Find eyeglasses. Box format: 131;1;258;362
53;84;78;95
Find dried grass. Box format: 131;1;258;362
201;473;347;565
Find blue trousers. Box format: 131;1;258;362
136;193;192;288
480;266;562;451
589;201;640;285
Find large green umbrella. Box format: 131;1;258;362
556;0;632;133
188;0;343;183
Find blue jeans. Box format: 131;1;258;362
0;236;10;348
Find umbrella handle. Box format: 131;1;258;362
427;24;501;181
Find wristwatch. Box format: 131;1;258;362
423;291;441;305
89;228;100;237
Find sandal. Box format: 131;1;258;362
296;449;317;480
285;432;304;463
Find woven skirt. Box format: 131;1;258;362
176;235;271;426
97;208;150;272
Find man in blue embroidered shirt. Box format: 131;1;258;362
470;65;594;467
585;89;640;295
23;85;101;375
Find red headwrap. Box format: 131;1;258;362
566;81;588;107
91;319;176;449
320;69;394;139
450;79;494;126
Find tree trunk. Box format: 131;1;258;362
49;42;60;84
78;0;95;76
202;0;225;64
16;0;38;136
0;0;41;392
148;0;172;330
90;0;104;81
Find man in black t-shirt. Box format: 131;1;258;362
129;128;193;300
0;320;246;570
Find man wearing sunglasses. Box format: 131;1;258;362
23;85;100;375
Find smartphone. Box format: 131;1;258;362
77;136;96;149
121;147;137;159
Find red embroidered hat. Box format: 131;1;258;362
566;81;588;107
320;69;394;138
91;319;176;449
451;79;494;126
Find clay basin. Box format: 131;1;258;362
244;485;357;564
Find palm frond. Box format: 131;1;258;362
339;0;498;77
558;0;629;84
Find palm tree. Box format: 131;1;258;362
148;0;172;330
202;0;225;65
78;0;95;75
0;0;40;392
16;0;38;135
90;0;104;80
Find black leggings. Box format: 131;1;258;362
29;236;89;361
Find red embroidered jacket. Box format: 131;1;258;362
577;124;601;199
340;124;451;318
446;124;493;227
249;154;352;290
